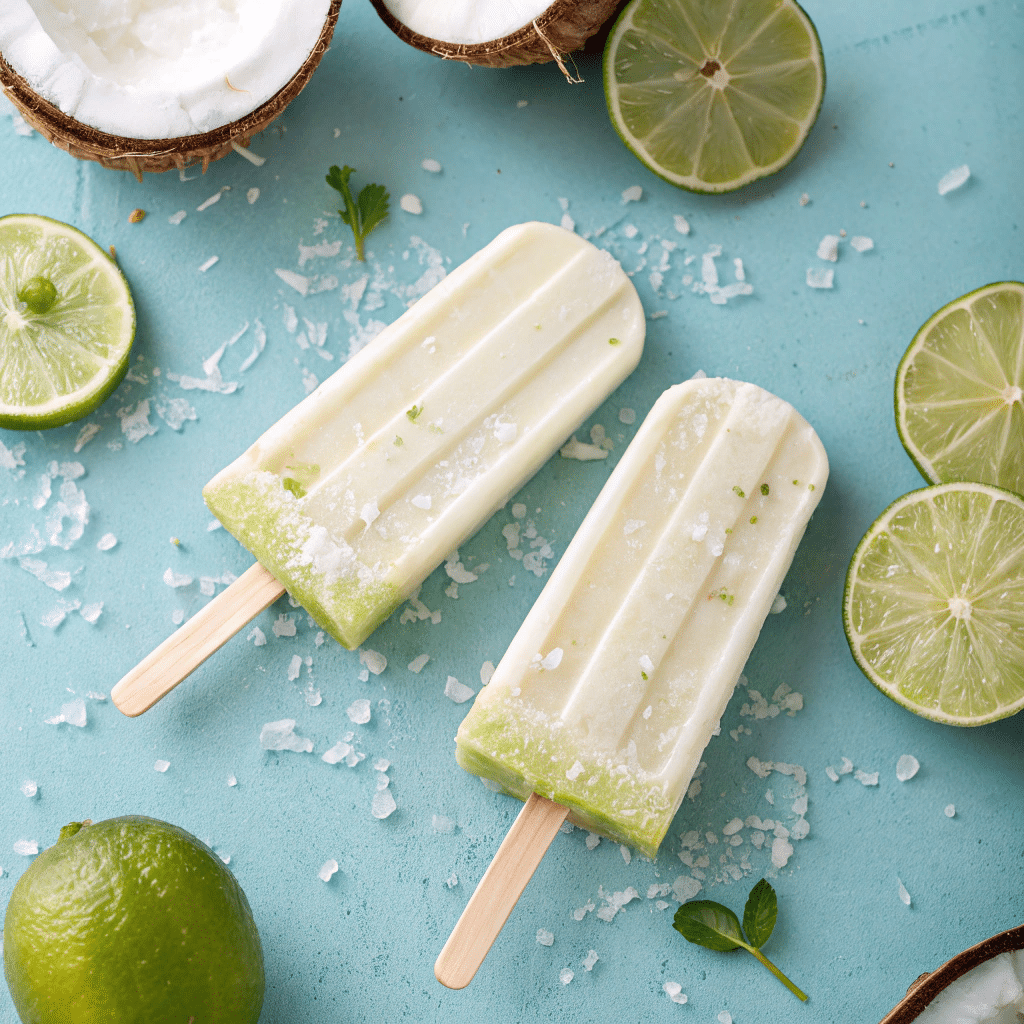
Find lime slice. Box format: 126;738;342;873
604;0;825;193
0;213;135;430
896;282;1024;497
843;482;1024;726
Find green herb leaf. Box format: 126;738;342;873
672;882;808;1001
358;183;390;238
406;405;423;422
742;878;777;949
326;164;389;261
672;901;744;952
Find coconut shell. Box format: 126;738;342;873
879;924;1024;1024
368;0;621;78
0;0;341;181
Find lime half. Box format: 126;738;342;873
604;0;825;193
896;282;1024;497
0;214;135;430
844;482;1024;726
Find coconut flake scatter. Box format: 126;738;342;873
400;194;423;215
559;968;574;985
287;654;303;682
272;614;296;638
850;235;874;252
168;210;187;225
407;653;430;673
319;859;339;882
621;186;643;204
422;158;442;173
80;602;103;625
771;837;794;868
664;982;688;1005
275;269;310;296
19;559;72;592
247;626;266;646
247;188;260;204
560;436;608;461
372;789;397;819
718;1013;733;1024
445;676;475;704
480;661;495;686
13;840;38;856
259;719;313;753
198;256;219;273
855;769;879;786
896;755;920;781
231;140;265;166
816;234;840;261
938;165;970;195
347;699;372;725
154;759;170;773
359;649;387;675
673;214;691;235
806;267;834;289
582;950;600;972
163;568;193;588
898;878;912;906
45;697;87;727
20;780;38;798
536;929;554;946
432;814;456;833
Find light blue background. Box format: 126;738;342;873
1;2;1022;1022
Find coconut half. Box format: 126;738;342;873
880;925;1024;1024
0;0;341;178
369;0;622;76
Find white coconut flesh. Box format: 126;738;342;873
378;0;571;45
0;0;332;139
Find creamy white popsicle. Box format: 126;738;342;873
455;377;828;858
203;222;644;650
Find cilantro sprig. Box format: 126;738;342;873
672;879;807;1001
326;165;389;262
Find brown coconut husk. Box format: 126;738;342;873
368;0;621;80
0;0;341;181
878;924;1024;1024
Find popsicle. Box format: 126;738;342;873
111;221;645;716
436;376;828;988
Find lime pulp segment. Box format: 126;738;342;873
604;0;825;193
896;281;1024;498
0;213;135;430
844;482;1024;726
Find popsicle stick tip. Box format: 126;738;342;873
435;794;568;988
110;562;284;717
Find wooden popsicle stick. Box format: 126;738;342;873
435;793;569;989
111;562;285;717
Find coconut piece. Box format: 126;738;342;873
0;0;340;179
367;0;621;77
879;925;1024;1024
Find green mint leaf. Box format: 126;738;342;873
358;183;390;238
406;405;423;422
672;901;744;952
742;878;777;949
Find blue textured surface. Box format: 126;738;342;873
1;2;1022;1022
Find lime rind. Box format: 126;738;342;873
843;481;1024;727
604;0;825;194
0;213;135;430
895;281;1024;498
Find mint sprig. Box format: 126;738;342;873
326;165;389;262
672;879;807;1001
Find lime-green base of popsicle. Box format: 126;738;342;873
456;710;674;859
203;473;402;650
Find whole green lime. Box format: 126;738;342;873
3;816;264;1024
